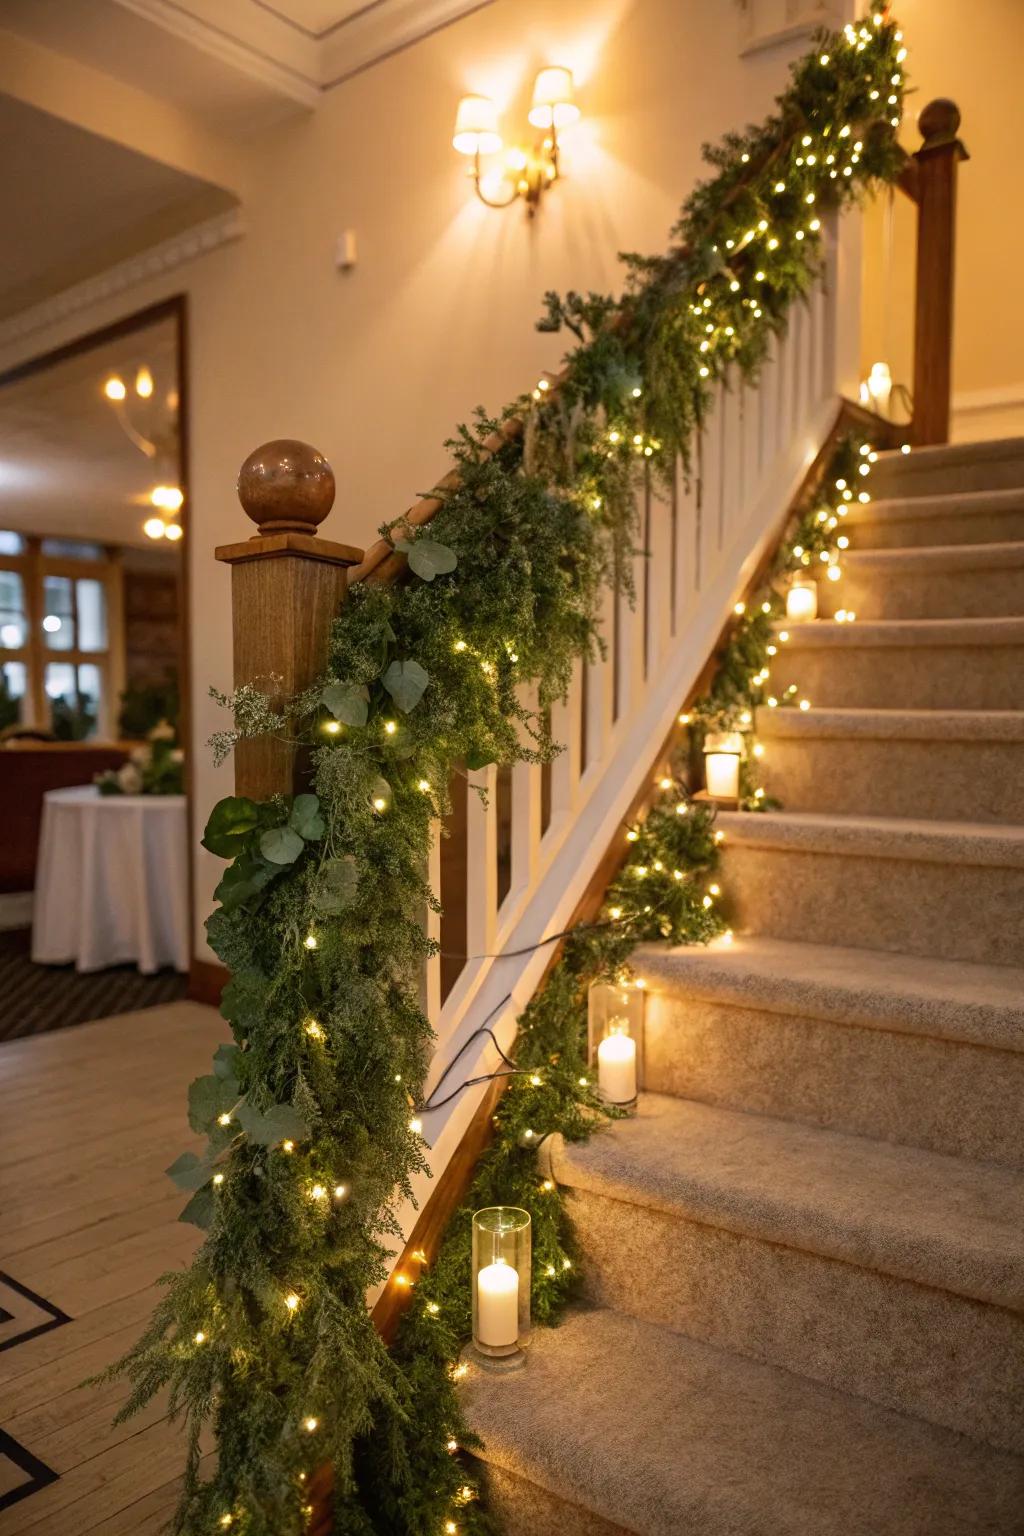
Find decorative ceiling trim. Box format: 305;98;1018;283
0;208;245;351
322;0;493;88
114;0;321;104
111;0;495;100
247;0;386;43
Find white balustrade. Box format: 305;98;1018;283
383;215;855;1263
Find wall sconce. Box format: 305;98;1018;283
452;67;580;215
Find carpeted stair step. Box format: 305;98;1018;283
845;486;1024;550
715;810;1024;965
541;1096;1024;1453
868;436;1024;498
756;707;1024;823
460;1307;1024;1536
822;539;1024;619
769;615;1024;709
633;934;1024;1167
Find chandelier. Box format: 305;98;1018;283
102;366;183;541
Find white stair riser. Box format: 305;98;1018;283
720;842;1024;965
758;735;1024;823
850;507;1024;549
823;563;1024;620
870;451;1024;499
644;993;1024;1168
773;642;1024;709
566;1185;1024;1455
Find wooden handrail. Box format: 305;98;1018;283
896;98;969;445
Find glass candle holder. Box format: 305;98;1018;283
786;574;818;622
471;1207;531;1360
703;730;743;800
588;980;645;1109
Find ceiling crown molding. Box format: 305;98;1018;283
321;0;494;88
0;208;245;351
110;0;494;101
114;0;321;107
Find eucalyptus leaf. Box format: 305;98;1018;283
369;775;392;810
214;854;276;913
395;537;457;582
219;971;267;1029
202;796;260;859
235;1101;309;1148
290;794;325;841
179;1186;215;1230
321;682;369;727
382;659;428;713
314;855;359;914
166;1150;216;1193
187;1074;238;1135
213;1043;243;1082
259;826;305;865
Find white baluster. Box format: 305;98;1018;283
465;765;498;960
645;471;673;668
549;658;583;832
509;686;542;909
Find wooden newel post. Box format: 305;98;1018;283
215;440;363;800
910;99;968;446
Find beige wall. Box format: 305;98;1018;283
860;0;1024;440
7;0;1014;955
2;0;815;954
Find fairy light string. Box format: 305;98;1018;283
100;17;905;1535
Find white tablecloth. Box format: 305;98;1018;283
32;786;189;974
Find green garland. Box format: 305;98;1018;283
100;15;905;1535
353;422;881;1532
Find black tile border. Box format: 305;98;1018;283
0;1271;72;1354
0;1428;59;1512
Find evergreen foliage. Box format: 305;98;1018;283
99;16;906;1533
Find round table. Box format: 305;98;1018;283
32;785;189;974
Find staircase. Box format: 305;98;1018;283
460;438;1024;1534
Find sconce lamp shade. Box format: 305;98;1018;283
528;66;580;129
453;94;502;156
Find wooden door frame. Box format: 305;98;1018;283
0;294;194;968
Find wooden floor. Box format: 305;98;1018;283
0;1003;224;1534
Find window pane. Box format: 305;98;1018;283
0;661;25;730
0;532;24;555
43;575;74;650
41;538;104;560
76;578;107;651
0;570;26;649
46;662;97;740
77;663;102;734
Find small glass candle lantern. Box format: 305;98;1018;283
588;980;645;1109
786;574;818;622
471;1207;531;1362
703;730;743;801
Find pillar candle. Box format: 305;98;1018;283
476;1259;519;1348
597;1030;637;1103
786;580;817;621
705;751;740;800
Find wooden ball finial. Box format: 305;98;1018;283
237;440;336;536
918;98;961;147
